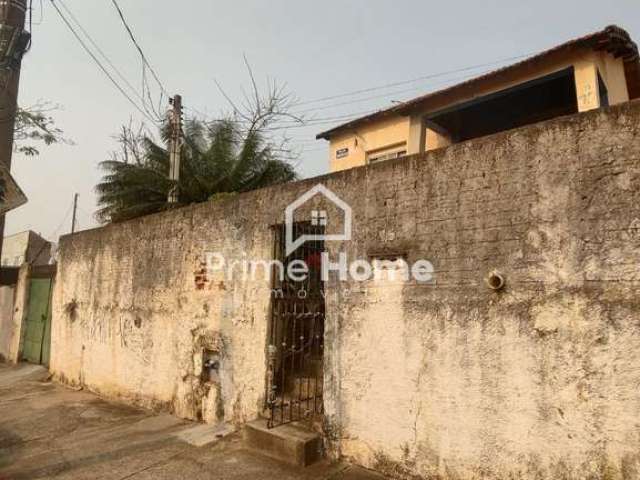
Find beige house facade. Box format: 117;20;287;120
318;26;640;173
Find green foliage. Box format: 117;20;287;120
97;68;304;223
14;103;70;156
96;117;298;223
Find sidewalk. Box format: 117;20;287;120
0;363;384;480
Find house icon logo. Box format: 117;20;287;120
285;184;352;256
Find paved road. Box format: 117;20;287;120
0;363;383;480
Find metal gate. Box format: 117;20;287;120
266;223;325;428
21;277;53;366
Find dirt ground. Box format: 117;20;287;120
0;363;384;480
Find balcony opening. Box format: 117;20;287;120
426;67;579;146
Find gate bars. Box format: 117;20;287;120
266;223;325;428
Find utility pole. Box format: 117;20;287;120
71;193;78;234
167;94;183;204
0;0;29;262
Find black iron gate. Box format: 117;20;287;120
266;223;325;428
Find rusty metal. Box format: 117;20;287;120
266;222;325;429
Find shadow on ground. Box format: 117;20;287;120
0;363;385;480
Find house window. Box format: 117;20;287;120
367;149;407;165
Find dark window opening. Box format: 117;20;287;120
598;71;610;108
427;67;578;145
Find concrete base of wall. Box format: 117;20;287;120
0;285;16;361
244;419;322;467
3;265;31;363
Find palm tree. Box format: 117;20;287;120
96;115;299;223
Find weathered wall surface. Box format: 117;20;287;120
330;102;640;480
1;265;30;363
0;285;15;360
51;200;272;424
53;100;640;479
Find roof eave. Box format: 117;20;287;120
316;25;639;141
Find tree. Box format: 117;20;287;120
0;103;67;202
96;80;302;223
14;102;70;156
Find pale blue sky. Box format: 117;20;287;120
6;0;640;239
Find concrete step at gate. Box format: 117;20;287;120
244;418;322;467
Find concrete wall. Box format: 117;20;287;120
1;231;52;267
2;231;30;267
52;100;640;479
50;204;275;423
0;285;15;361
330;101;640;480
1;265;31;363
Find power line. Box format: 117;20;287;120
25;197;74;264
49;197;75;240
184;49;543;140
294;52;536;108
294;147;326;153
186;54;535;136
280;69;498;126
183;106;381;130
55;0;158;120
260;108;391;132
267;59;539;132
289;67;501;116
109;0;169;98
77;204;96;222
49;0;156;123
293;109;381;124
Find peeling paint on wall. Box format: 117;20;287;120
52;101;640;479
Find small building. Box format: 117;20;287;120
317;25;640;172
0;231;55;364
1;230;53;268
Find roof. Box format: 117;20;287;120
317;25;640;140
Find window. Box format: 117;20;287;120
368;149;407;164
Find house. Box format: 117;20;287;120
1;230;53;267
49;98;640;478
0;230;56;364
41;25;640;479
317;25;640;172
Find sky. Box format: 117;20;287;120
5;0;640;240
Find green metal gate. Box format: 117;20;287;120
21;278;53;366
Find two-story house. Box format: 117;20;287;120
317;25;640;172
